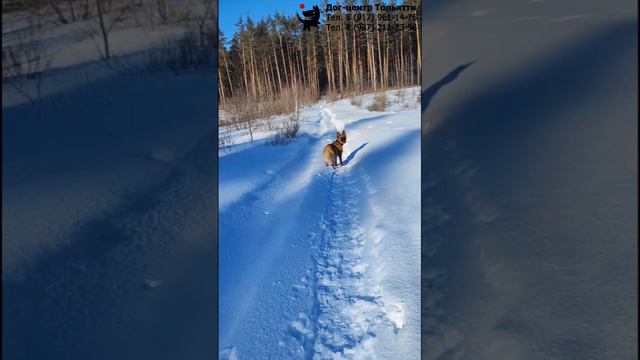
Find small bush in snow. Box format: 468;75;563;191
395;88;412;109
219;131;236;152
350;97;362;107
145;23;215;75
2;34;52;105
367;92;389;112
269;119;300;146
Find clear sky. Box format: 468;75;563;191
219;1;303;40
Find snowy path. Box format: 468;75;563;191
309;166;409;359
219;93;421;359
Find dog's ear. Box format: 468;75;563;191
342;130;346;135
336;131;340;138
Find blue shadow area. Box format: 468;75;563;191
343;143;368;165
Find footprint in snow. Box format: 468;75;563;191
384;302;405;330
289;313;314;341
150;149;176;163
219;347;239;360
142;279;162;290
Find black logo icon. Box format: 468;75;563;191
297;5;320;31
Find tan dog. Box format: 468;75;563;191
323;130;347;167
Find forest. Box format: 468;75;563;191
218;0;421;123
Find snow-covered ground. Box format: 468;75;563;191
219;88;421;359
422;0;637;359
3;4;218;359
4;0;637;358
1;4;200;109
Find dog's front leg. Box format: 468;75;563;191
339;153;343;166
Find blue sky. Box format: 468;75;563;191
219;1;302;40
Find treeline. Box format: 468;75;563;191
218;0;421;116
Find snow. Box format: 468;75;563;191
219;87;421;358
3;71;216;280
3;0;635;358
3;4;218;359
422;0;637;359
3;70;219;359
